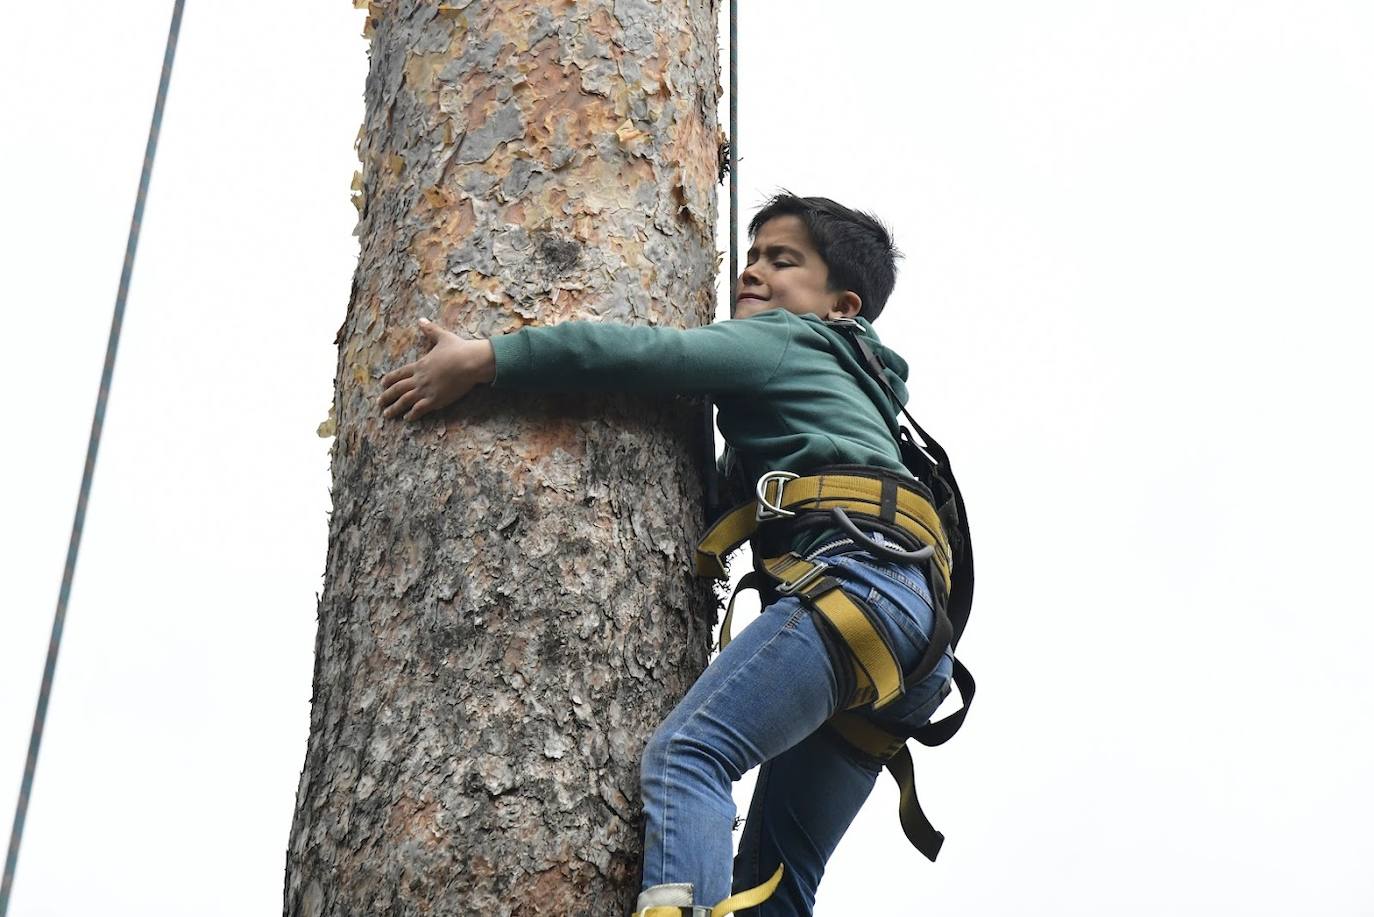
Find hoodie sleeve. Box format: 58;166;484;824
488;311;793;396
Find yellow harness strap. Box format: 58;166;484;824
711;864;785;916
771;554;904;709
632;865;785;917
713;554;903;709
769;473;953;589
695;473;953;592
694;501;758;579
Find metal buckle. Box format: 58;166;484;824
755;470;799;521
777;560;829;596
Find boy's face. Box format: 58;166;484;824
734;215;861;321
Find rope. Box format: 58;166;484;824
0;2;186;911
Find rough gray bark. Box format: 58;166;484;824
286;2;721;914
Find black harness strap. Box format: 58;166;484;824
833;322;977;651
841;324;978;741
695;322;980;862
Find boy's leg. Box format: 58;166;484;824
638;542;952;912
730;547;956;915
730;728;882;917
638;593;844;909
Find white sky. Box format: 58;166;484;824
3;2;1373;915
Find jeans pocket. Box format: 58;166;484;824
863;584;935;659
865;559;935;611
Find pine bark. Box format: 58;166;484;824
286;2;721;914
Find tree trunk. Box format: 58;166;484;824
286;2;721;914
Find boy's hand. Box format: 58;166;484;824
378;318;495;422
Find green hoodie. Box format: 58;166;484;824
489;308;913;556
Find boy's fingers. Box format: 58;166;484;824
404;397;433;421
384;389;420;419
378;376;416;410
380;363;415;388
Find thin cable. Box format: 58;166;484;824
728;0;738;306
0;2;186;912
703;0;738;517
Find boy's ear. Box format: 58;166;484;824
828;291;862;321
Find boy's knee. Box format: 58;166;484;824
641;722;739;799
640;721;674;791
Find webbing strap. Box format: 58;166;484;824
632;864;783;917
716;570;763;651
711;864;784;916
713;555;904;709
773;474;951;566
828;713;944;862
695;501;757;579
824;656;979;860
804;580;902;709
912;656;976;748
773;555;905;709
694;473;952;588
888;744;944;861
829;321;977;652
827;710;905;759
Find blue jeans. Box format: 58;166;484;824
639;538;954;914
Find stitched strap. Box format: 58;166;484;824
695;501;757;579
911;656;976;748
711;864;784;916
828;713;944;862
694;472;953;589
716;571;764;651
766;554;905;710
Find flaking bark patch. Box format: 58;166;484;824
287;2;721;914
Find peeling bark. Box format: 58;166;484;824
286;2;721;914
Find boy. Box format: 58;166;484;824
379;195;964;916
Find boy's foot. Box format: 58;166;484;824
633;865;783;917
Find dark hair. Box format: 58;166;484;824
747;192;901;321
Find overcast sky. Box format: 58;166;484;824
3;2;1373;915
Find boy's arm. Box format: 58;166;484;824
488;315;788;394
380;312;791;421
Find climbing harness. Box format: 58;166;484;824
634;865;784;917
695;320;976;863
698;467;955;710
